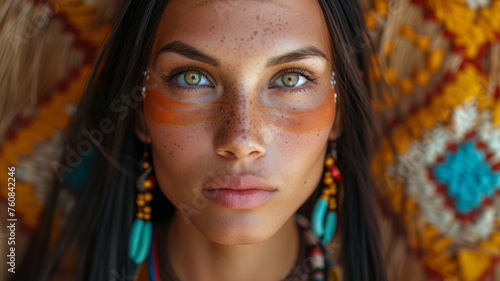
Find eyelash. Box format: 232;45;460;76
269;68;319;94
160;66;214;92
160;67;319;93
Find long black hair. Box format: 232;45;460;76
14;1;387;280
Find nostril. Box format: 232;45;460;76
216;149;237;159
215;133;266;159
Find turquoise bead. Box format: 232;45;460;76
311;198;328;238
134;220;152;264
128;219;153;264
322;210;337;245
129;219;144;260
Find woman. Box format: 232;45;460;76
14;0;387;280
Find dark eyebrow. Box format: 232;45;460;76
266;46;328;67
156;40;219;67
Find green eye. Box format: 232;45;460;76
184;71;201;85
173;70;211;86
271;72;308;88
281;73;300;87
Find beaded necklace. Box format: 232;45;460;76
146;214;337;281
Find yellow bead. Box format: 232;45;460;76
136;199;146;207
323;177;334;185
144;214;151;220
325;156;334;167
137;194;144;201
143;180;152;189
142;161;150;169
324;172;332;178
329;199;337;209
143;206;152;214
137;212;144;219
329;184;337;195
144;192;153;202
320;189;331;200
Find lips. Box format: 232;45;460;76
202;174;277;209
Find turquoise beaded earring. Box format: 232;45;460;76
129;148;155;264
311;71;342;245
129;69;155;265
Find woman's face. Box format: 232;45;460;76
142;0;337;244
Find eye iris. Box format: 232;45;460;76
282;73;299;87
184;71;201;85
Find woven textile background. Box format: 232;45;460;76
0;0;499;280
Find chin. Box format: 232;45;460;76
190;209;282;245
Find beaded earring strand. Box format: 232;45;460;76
129;148;156;264
311;71;343;246
129;69;156;265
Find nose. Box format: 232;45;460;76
214;94;266;160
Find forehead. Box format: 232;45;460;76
151;0;331;64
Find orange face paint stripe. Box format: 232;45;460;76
144;88;228;126
258;91;335;134
144;88;335;133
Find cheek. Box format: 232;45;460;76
143;89;227;126
259;90;336;135
143;90;217;202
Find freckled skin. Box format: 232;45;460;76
147;0;334;240
144;89;228;126
142;1;337;280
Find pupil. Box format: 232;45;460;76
283;73;297;87
185;72;200;85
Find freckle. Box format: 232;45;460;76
317;133;320;136
240;37;244;41
164;145;166;148
253;31;258;36
226;120;230;125
170;152;173;155
256;14;260;20
303;181;307;184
